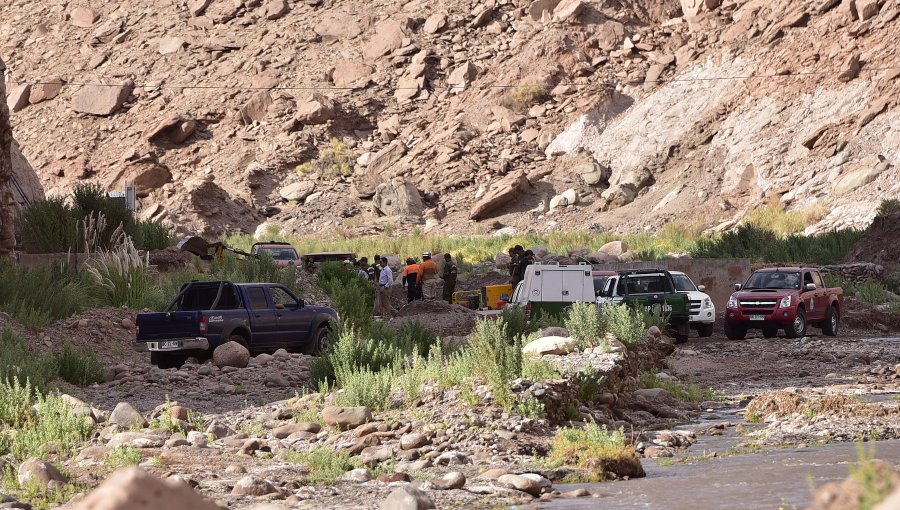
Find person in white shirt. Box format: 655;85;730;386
374;257;395;318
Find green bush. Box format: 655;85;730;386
601;304;646;349
106;446;142;468
209;252;297;292
0;262;89;329
131;220;174;251
0;328;59;393
285;446;356;485
463;319;522;410
55;343;104;387
691;224;863;265
876;198;900;217
83;236;162;309
548;423;638;481
639;372;719;403
565;302;603;348
16;197;79;254
8;390;94;461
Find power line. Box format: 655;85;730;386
11;65;900;92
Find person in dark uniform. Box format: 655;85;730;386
441;253;459;304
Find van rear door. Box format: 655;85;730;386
562;269;591;302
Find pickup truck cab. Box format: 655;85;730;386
725;267;843;340
136;281;337;368
669;271;716;337
251;242;301;268
596;270;692;343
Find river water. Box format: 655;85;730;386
544;427;900;510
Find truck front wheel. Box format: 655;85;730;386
151;352;186;369
697;323;714;338
673;322;689;344
302;325;330;355
762;326;779;338
724;322;746;340
784;309;808;338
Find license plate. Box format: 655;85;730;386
160;340;181;350
749;315;765;321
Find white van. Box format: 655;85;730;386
510;264;595;319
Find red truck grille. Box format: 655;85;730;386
739;300;777;316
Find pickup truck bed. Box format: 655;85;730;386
136;281;337;368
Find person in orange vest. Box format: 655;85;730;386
401;258;420;304
417;252;440;300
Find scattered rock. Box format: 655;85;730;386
6;84;31;113
18;458;67;487
470;171;530;220
399;432;430;450
71;7;99;27
497;473;546;497
240;91;273;125
232;476;278;496
109;402;146;429
72;82;133;116
373;179;425;218
379;486;436;510
28;79;63;105
432;471;466;490
70;467;221;510
523;336;578;356
296;92;336;125
321;406;373;430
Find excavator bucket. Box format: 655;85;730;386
177;236;214;259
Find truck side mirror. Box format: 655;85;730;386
734;284;742;291
274;303;285;310
698;285;706;292
297;299;305;308
805;283;817;291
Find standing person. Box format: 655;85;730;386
418;252;440;300
401;257;420;304
517;249;535;286
369;255;381;283
356;258;369;280
376;257;395;318
511;245;526;286
507;247;518;283
441;253;458;304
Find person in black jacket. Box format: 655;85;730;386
516;249;535;286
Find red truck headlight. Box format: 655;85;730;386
779;296;792;308
727;296;738;308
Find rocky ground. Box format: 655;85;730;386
3;0;899;238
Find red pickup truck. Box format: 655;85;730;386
725;267;843;340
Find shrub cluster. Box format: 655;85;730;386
17;184;173;254
691;224;863;265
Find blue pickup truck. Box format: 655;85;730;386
136;281;337;368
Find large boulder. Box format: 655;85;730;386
321;406;373;430
497;473;547;497
379;486;436;510
529;0;562;21
832;161;888;195
72;82;133;116
239;91;272;125
279;181;315;202
70;467;220;510
549;188;578;210
29;78;63;105
6;84;31;113
109;402;147;429
599;241;628;257
447;62;478;92
231;476;278;496
522;336;577;356
145;115;197;145
331;61;373;88
108;158;173;197
373;179;425;218
71;7;100;27
18;458;68;487
315;12;363;40
295;93;335;125
212;341;250;369
354;140;407;197
363;18;409;60
470;171;530;220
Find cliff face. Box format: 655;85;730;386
2;0;898;238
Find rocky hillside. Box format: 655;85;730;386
2;0;898;238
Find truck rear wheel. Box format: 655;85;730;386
673;322;689;344
724;322;746;340
151;352;186;369
697;323;714;338
822;306;839;336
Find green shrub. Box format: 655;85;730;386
310;326;403;387
334;363;399;411
500;305;530;342
851;281;891;306
548;423;638;480
565;302;603;348
55;343;104;387
0;328;59;393
691;224;863;265
876;198;900;217
296;139;354;176
601;304;646;349
83;235;161;309
209;252;297;292
464;319;522;410
639;372;719;403
5;389;94;461
107;446;142;468
131;220;174;251
500;82;549;113
16;197;79;254
0;378;37;429
849;442;896;510
0;262;89;329
285;446;356;485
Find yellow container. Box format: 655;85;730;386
481;284;513;310
452;290;482;309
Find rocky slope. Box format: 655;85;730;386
2;0;898;238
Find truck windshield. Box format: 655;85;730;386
744;271;801;290
671;274;697;292
622;274;673;294
592;276;611;296
169;283;242;311
257;247;299;261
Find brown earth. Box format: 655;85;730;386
845;212;900;270
2;0;899;240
